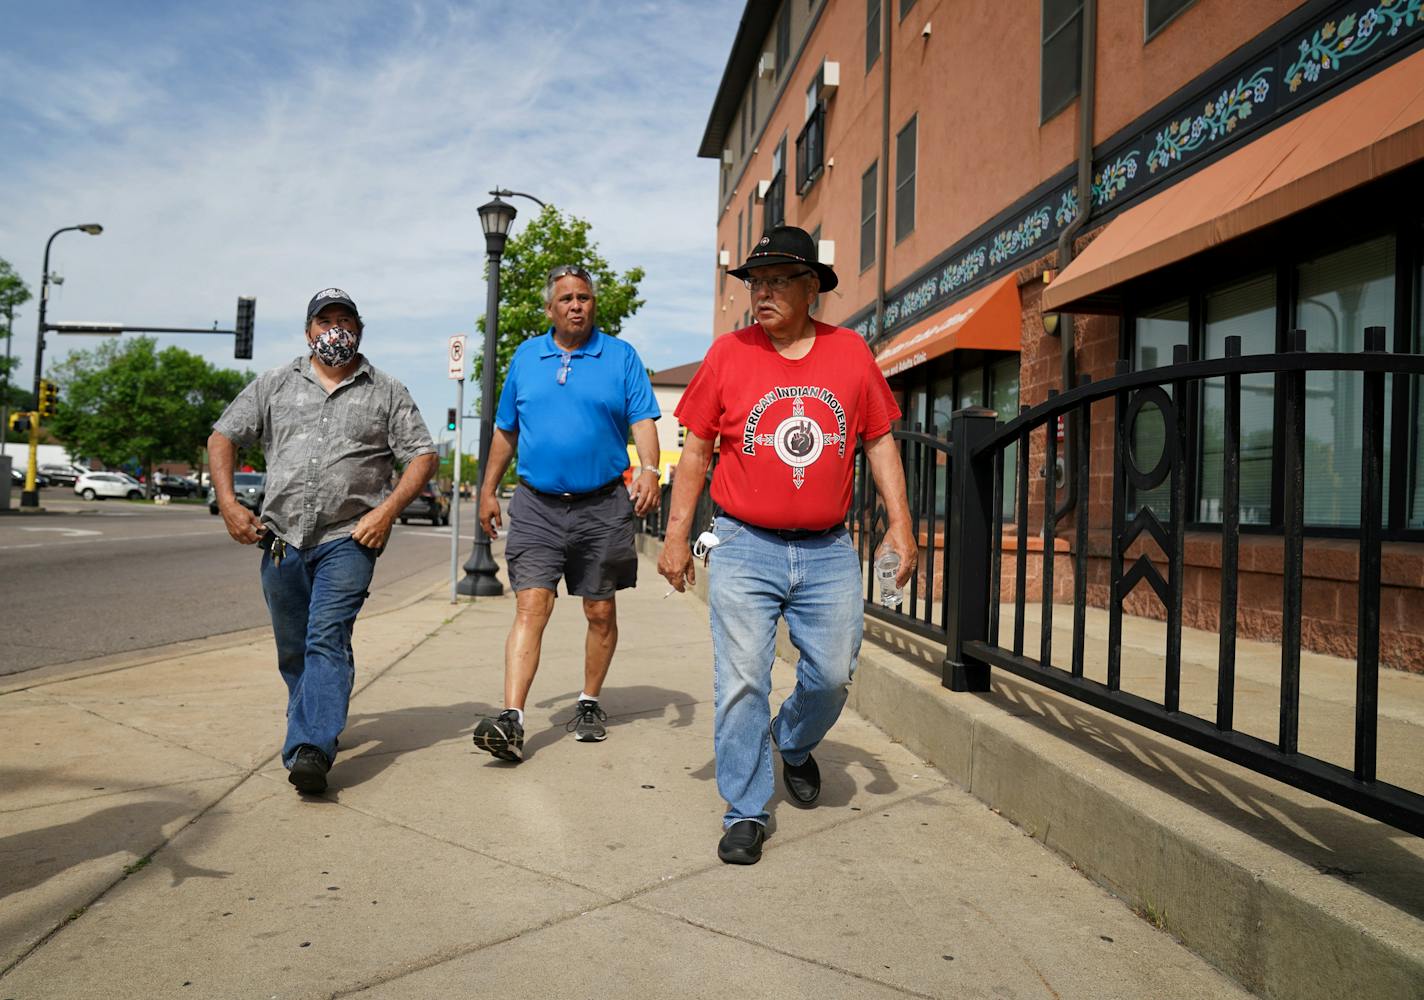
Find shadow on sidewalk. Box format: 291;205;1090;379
991;676;1424;919
0;798;231;901
684;736;902;807
522;684;702;758
334;701;489;790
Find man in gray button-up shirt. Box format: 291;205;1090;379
208;287;436;795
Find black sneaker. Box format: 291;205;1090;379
565;699;608;742
472;709;525;762
288;744;329;794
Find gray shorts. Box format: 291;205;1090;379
504;482;638;599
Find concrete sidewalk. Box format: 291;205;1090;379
0;550;1249;999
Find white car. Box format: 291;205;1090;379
74;472;144;501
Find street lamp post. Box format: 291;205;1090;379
457;195;518;596
22;223;102;507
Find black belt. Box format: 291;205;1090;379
745;522;840;541
518;477;623;502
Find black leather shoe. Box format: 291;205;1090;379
717;820;765;865
782;753;820;806
288;744;329;794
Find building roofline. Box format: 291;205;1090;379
697;1;777;160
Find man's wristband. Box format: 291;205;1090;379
639;466;660;477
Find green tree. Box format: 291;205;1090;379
0;257;34;411
475;204;645;394
48;337;254;484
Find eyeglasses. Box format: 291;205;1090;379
557;350;572;385
548;264;593;283
743;269;814;294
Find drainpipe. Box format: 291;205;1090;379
1051;0;1096;519
874;0;892;352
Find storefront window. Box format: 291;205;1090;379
1415;257;1424;530
990;357;1020;520
1200;274;1275;525
1296;235;1395;526
1132;300;1187;519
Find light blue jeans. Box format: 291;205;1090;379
707;515;863;827
259;534;378;768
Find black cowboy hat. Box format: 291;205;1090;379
727;225;838;293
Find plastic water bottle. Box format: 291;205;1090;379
875;551;903;608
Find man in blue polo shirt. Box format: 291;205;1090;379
472;264;661;763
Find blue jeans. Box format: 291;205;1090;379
707;516;863;827
259;534;378;768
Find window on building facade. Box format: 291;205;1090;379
1041;0;1083;122
747;191;756;247
750;74;758;137
895;115;917;243
1295;234;1396;527
796;100;826;195
765;135;787;231
866;0;881;71
776;2;791;79
899;0;917;19
1132;300;1188;519
736;212;743;268
1200;274;1277;526
719;244;727;295
1145;0;1195;39
860;161;878;272
990;358;1021;519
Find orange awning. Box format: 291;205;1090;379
874;274;1021;375
1043;47;1424;313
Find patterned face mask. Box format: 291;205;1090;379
311;326;360;367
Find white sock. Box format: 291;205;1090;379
506;707;524;726
578;693;598;704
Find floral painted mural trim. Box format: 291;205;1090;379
1285;1;1423;92
1147;69;1271;174
1055;152;1143;227
988;207;1052;265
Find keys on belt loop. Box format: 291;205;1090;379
271;538;287;568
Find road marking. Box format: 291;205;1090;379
19;527;102;537
0;528;217;551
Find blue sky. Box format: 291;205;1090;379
0;0;742;445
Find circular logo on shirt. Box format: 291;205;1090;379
772;415;824;468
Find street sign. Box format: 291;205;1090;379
448;335;467;380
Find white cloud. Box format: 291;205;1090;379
0;0;737;434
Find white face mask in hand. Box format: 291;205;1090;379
312;326;360;367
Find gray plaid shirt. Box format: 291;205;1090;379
213;354;435;549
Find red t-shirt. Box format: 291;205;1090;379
676;322;901;530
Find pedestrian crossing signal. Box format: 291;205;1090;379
38;380;59;418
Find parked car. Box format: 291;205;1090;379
10;468;52;487
74;472;143;500
399;480;450;525
39;463;87;486
209;472;266;514
153;473;199;497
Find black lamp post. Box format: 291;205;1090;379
22;223;102;507
457;195;518;596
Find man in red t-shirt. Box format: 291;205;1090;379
658;226;916;865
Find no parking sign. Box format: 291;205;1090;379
448;335;467;380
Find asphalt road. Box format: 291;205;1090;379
0;493;479;678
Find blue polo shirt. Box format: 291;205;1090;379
495;328;660;494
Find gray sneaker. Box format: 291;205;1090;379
566;699;608;742
472;709;524;762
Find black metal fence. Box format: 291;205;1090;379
631;339;1423;835
945;332;1424;837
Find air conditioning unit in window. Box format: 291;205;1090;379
758;50;776;77
821;60;840;96
719;250;731;268
756;179;771;201
818;240;836;266
722;147;734;166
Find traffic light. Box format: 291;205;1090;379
38;380;59;419
8;412;30;434
234;296;255;360
446;408;457;431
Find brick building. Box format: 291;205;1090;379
699;0;1424;671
